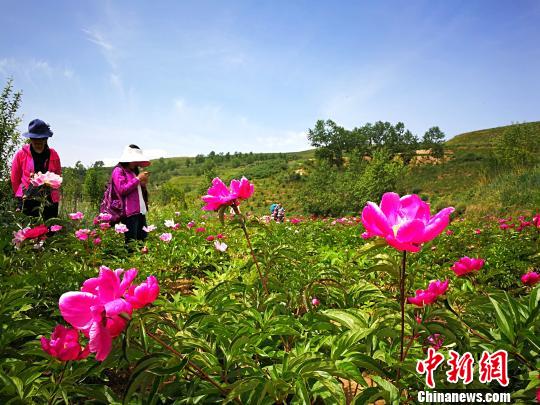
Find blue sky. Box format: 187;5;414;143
1;0;539;166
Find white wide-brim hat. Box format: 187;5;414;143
118;145;151;167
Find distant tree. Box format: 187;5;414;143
84;161;107;209
62;161;86;211
185;158;192;168
495;123;539;167
307;119;350;167
422;127;445;158
0;79;22;206
195;154;205;164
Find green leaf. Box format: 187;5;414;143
123;354;167;404
370;375;399;404
489;296;516;343
322;309;368;331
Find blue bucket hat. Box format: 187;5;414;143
22;119;53;139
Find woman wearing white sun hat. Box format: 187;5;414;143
108;144;151;243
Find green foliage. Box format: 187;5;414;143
84;161;107;209
300;150;404;216
1;203;539;403
422;126;446;158
307;119;350;167
495;122;540;168
307;119;420;167
351;149;404;209
62;161;87;212
0;79;22;211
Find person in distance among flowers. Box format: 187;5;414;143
107;145;152;244
10;119;62;220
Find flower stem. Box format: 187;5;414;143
232;204;268;295
396;250;407;381
147;332;232;397
48;360;69;405
400;250;407;362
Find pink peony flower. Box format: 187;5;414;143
206;235;215;241
23;224;49;239
50;225;63;232
229;176;254;200
201;177;254;211
408;279;448;307
41;325;89;361
100;222;111;230
311;297;320;306
142;225;156;233
521;271;540;286
159;233;172;243
214;240;228;252
125;276;159;309
12;227;30;248
290;218;301;224
75;229;91;241
115;223;129;234
59;266;139;361
217;233;225;239
69;211;84;220
141;246;149;254
98;212;112;222
31;171;63;189
361;192;454;252
187;221;196;228
426;334;445;350
451;257;485;277
93;238;102;245
533;214;540;228
195;227;206;233
474;229;482;234
426;279;449;296
408;290;438;307
500;223;509;230
446;230;454;235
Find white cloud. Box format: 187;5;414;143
255;131;309;149
63;68;74;79
82;28;114;53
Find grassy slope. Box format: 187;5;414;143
158;122;540;216
400;121;540;215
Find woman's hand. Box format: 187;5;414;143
137;171;150;184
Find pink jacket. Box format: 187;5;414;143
11;144;62;202
111;166;145;218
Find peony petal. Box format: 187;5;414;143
399;194;424;219
59;292;100;332
422;216;450;243
386;237;421;253
362;202;392;236
396;219;426;243
89;321;112;361
104;298;133;317
119;268;138;293
379;192;401;225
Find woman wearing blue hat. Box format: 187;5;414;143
10;119;62;220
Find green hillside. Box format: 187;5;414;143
446;121;540;150
400;121;540;215
71;122;537;217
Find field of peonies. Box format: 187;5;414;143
1;177;539;404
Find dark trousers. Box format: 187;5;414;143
17;198;59;221
123;214;148;243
